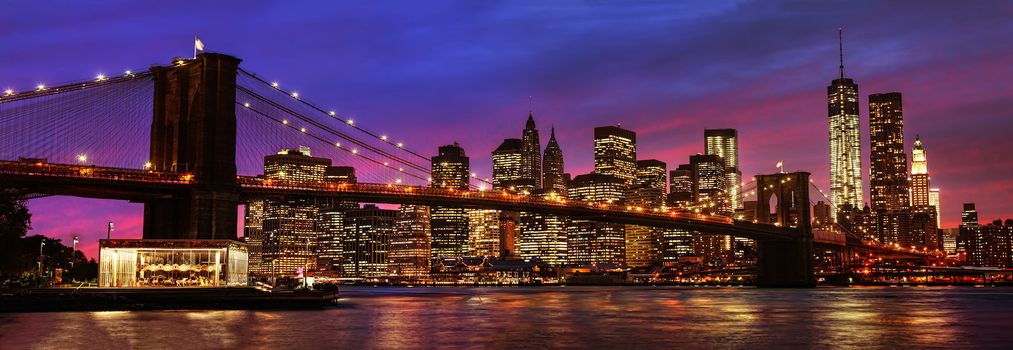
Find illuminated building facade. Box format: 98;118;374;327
468;209;501;258
690;154;728;214
636;160;667;192
911;206;941;249
317;209;346;275
431;143;471;260
390;205;431;279
99;240;248;288
243;200;265;277
910;136;930;206
869;92;910;211
625;184;665;267
519;190;568;266
704;129;749;262
342;205;396;278
317;166;358;276
828;30;863;213
930;188;942;227
542;127;567;194
876;209;912;247
521;113;542;188
659;228;694;264
704;129;742;210
942;228;959;256
689;154;731;262
567;173;626;266
667;164;694;208
492;139;527;190
971;219;1013;268
324;166;357;183
593;126;637;186
262;147;329;278
960;203;980;263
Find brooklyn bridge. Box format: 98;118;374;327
0;53;937;287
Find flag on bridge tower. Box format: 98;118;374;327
194;36;205;58
776;161;784;173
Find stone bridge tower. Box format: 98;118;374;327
143;53;241;240
753;172;815;287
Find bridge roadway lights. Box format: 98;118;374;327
143;53;241;240
753;172;816;288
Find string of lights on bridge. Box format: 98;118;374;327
235;67;498;188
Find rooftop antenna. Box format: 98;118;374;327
529;95;533;114
838;27;845;79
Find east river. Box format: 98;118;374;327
2;286;1012;349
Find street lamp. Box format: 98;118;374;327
38;241;46;277
71;235;79;269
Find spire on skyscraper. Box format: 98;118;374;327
838;27;845;79
526;112;536;129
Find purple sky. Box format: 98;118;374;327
4;1;1012;259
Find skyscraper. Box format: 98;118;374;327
626;184;665;267
869;92;910;211
666;164;695;208
468;209;501;258
689;154;731;264
492;138;528;190
636;160;667;191
518;190;568;266
910;137;929;205
930;188;942;227
828;29;863;213
626;160;667;267
342;204;396;278
243;200;265;277
542;127;567;194
261;147;329;278
567;173;626;266
593;126;637;187
317;166;358;276
959;203;979;262
704;129;742;210
974;220;1013;268
430;143;470;260
690;154;728;213
521;113;542;188
317;208;346;275
390;205;431;279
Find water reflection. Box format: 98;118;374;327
2;287;1012;349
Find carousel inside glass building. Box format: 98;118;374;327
98;240;248;288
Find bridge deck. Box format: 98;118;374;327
0;160;941;258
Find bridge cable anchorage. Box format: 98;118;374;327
237;101;430;183
237;86;430;175
236;68;496;188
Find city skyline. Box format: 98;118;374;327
7;1;1012;258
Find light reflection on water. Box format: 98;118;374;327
2;286;1012;349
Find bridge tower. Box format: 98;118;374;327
753;172;815;287
142;53;241;240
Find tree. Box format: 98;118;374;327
0;188;31;274
0;188;31;241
